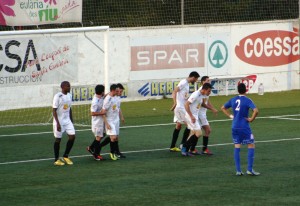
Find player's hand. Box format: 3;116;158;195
121;118;125;125
57;124;61;132
212;108;218;116
191;116;196;123
246;117;254;122
106;124;111;130
170;104;176;111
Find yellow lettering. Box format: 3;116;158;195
166;81;173;95
81;88;87;101
88;87;94;100
151;82;159;95
73;88;81;101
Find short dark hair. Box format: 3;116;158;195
95;84;105;95
201;76;209;82
110;84;117;91
117;83;124;90
189;71;200;78
201;83;212;90
60;81;70;88
238;83;247;94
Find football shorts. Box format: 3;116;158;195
53;122;75;138
232;128;255;144
173;107;186;124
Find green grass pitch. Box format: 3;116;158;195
0;90;300;206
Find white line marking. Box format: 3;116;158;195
1;114;299;138
0;137;299;165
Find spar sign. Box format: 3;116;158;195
235;28;300;66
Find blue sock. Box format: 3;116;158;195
247;148;255;171
234;148;241;172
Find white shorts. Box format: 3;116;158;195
198;113;209;126
53;122;75;138
173;107;186;124
106;118;120;136
92;126;104;138
185;113;201;131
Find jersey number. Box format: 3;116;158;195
235;99;241;111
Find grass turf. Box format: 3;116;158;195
0;90;300;206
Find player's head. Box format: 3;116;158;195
188;71;200;84
60;81;70;94
238;83;247;94
116;83;124;96
201;83;212;96
95;84;105;96
110;84;118;96
201;76;210;84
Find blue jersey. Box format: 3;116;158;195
224;95;256;130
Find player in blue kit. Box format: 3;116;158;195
221;83;260;176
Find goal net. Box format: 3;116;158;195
0;26;109;127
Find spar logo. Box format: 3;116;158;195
235;29;300;66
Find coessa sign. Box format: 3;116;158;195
235;29;300;66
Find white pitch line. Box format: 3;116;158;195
271;118;300;121
1;114;299;138
0;137;299;166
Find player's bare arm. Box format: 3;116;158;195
202;101;218;115
170;87;180;111
247;108;258;122
185;101;195;123
221;105;233;119
119;109;125;124
102;114;111;130
69;108;73;123
53;108;61;131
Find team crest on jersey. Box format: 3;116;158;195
112;104;117;110
63;104;68;110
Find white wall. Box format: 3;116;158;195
0;20;299;110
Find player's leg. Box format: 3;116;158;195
62;123;76;165
232;129;242;175
188;129;202;154
201;124;213;155
53;124;64;166
246;134;260;176
182;116;201;156
107;120;118;160
170;122;181;151
114;120;125;158
109;135;118;160
234;144;242;175
180;127;190;149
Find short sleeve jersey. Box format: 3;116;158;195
187;90;206;117
52;92;72;126
224;95;256;129
176;79;189;109
91;94;104;127
103;95;119;120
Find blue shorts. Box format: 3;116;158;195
232;128;254;145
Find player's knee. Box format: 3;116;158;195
55;138;61;143
195;130;202;138
176;124;182;130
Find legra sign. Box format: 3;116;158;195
235;29;300;66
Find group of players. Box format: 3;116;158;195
169;71;260;176
52;82;126;166
52;72;260;176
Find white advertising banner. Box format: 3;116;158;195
0;0;82;26
0;35;78;87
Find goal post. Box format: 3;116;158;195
0;26;109;128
